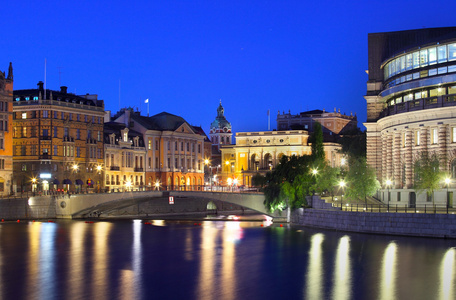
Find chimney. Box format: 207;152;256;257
60;86;68;94
37;81;44;90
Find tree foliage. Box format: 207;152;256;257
413;151;445;204
263;155;314;213
310;122;325;164
345;157;380;205
314;162;340;199
337;128;366;159
251;173;266;188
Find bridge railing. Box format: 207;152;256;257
334;202;456;214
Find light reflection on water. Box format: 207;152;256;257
0;220;455;299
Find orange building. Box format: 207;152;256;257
0;63;13;195
112;109;206;190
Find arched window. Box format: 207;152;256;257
452;159;456;178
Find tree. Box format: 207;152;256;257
345;157;381;206
251;173;266;188
263;155;314;218
314;162;340;200
310;122;325;164
337;128;366;159
413;151;445;205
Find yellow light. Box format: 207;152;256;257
204;159;209;165
31;178;37;183
227;178;232;185
125;181;132;188
233;178;238;185
225;161;229;165
339;180;346;188
312;169;318;175
341;158;346;166
96;165;102;172
445;178;451;185
72;164;79;171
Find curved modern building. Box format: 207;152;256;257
365;27;456;206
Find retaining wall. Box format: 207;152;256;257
292;208;456;238
0;197;56;220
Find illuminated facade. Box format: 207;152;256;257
209;100;232;150
112;109;205;190
277;109;357;135
103;121;145;191
220;130;343;186
0;63;13;195
13;83;105;193
365;27;456;206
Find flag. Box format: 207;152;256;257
145;99;149;103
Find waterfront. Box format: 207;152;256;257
0;218;455;300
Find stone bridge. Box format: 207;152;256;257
47;190;282;219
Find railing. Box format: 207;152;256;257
40;136;51;140
333;202;456;214
134;168;144;172
39;154;52;159
110;166;120;171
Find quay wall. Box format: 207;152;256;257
0;196;56;220
293;197;456;238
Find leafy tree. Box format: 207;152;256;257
314;162;340;200
263;155;314;217
337;128;366;159
345;157;381;206
251;173;266;188
413;151;445;205
310;122;325;164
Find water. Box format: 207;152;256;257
0;218;455;300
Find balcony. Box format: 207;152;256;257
40;136;51;140
134;167;144;172
380;95;456;118
110;166;120;171
39;154;52;160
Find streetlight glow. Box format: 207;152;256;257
312;169;318;175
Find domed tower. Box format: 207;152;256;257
210;100;232;150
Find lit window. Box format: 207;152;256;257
21;112;26;119
452;127;456;143
15;97;20;101
432;128;438;144
33;96;38;101
416;131;420;146
25;97;30;101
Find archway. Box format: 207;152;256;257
264;153;273;169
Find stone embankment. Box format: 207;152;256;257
292;196;456;238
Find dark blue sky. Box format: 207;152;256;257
2;1;456;134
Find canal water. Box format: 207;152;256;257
0;218;455;300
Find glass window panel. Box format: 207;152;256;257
389;99;395;106
438;45;447;63
428;47;437;65
421;90;428;98
413;51;420;68
449;43;456;61
401;76;405;83
384;66;389;80
420;70;428;78
403;94;413;101
420;49;428;66
406;74;413;81
438;67;447;74
448;65;456;73
429;68;437;76
400;56;406;72
413;72;420;79
429;88;439;97
437;86;446;95
406;54;413;70
396;59;401;75
391;59;396;75
448;85;456;94
396;96;403;103
414;92;422;99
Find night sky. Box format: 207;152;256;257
2;1;456;134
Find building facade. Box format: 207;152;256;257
112;109;205;190
364;27;456;206
104;121;145;192
220;130;343;186
0;63;13;195
209;100;232;150
13;83;105;193
277;109;357;135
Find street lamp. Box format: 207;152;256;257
312;169;318;176
31;178;37;193
125;180;132;192
339;180;346;208
445;177;451;214
386;179;392;212
72;164;79;172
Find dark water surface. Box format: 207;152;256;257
0;219;455;300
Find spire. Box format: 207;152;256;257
6;62;12;80
217;100;224;117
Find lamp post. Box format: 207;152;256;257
31;178;37;195
339;180;345;209
386;179;392;212
445;177;451;214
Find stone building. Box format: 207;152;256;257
13;82;105;193
277;109;357;135
0;63;14;195
112;109;206;190
220;130;343;186
364;27;456;206
103;121;145;191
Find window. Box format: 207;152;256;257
53;111;58;118
43;110;48;118
76;129;80;139
156;140;159;150
198;144;201;153
438;45;447;63
53;126;58;137
21;112;26;119
148;139;152;150
54;145;58;156
452;160;456;178
428;47;437;65
415;131;420;146
69;113;73;120
186;143;189;151
453;127;456;143
97;131;101;141
22;164;26;171
406;54;413;70
76;147;80;157
175;142;177;151
420;49;428;66
25;97;30;101
156;157;159;168
413;51;420;68
88;130;92;139
43;129;48;137
77;114;80;121
64;127;69;137
181;142;183;151
22;127;26;138
449;43;456;61
432;128;438;144
397;192;401;202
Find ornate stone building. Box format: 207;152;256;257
277;109;357;135
0;63;13;195
220;130;343;186
13;82;105;193
103;121;145;191
112;109;206;190
364;27;456;206
209;100;232;150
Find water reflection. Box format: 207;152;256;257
119;220;143;299
92;222;112;300
379;241;398;300
197;222;218;299
39;223;58;300
332;235;351;300
305;233;325;300
67;222;87;300
439;248;455;300
26;222;41;299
